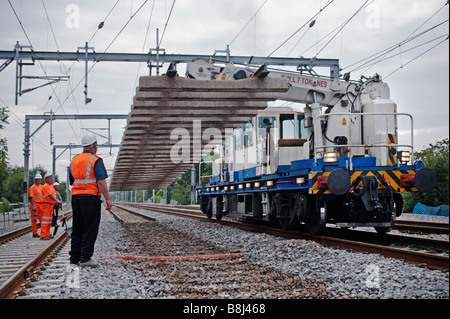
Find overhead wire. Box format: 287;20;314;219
50;0;150;116
8;0;80;144
344;2;448;75
344;19;449;74
265;0;335;60
40;0;85;132
0;97;23;127
159;0;176;47
130;0;156;105
384;36;448;79
312;0;371;60
36;0;122;124
228;0;269;47
87;0;120;44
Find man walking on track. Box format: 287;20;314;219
69;133;112;267
29;173;44;238
41;172;62;239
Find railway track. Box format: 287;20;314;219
0;212;72;299
116;202;449;271
394;219;449;234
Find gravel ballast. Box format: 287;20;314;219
13;207;449;299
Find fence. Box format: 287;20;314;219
0;202;30;229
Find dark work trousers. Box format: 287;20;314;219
70;194;102;264
52;205;59;226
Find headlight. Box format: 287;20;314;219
323;152;338;163
398;151;410;164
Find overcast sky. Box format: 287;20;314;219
0;0;448;185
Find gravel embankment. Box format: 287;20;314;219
50;207;449;299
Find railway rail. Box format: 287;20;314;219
116;202;449;271
0;212;72;299
393;219;449;234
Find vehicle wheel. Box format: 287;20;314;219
374;226;391;234
270;197;293;230
206;198;212;219
304;199;327;235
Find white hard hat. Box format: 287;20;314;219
82;133;97;146
35;173;42;179
53;182;60;186
44;172;53;179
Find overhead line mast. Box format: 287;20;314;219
0;42;340;105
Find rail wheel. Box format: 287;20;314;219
270;196;296;230
205;198;212;219
374;226;392;234
215;196;223;220
304;199;327;235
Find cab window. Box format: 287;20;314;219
235;129;243;150
258;116;276;139
280;114;295;139
297;114;307;139
243;122;253;147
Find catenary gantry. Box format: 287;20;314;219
109;75;289;191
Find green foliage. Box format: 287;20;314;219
0;165;64;204
403;138;449;213
0;106;9;199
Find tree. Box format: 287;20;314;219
403;138;449;213
3;165;47;203
0;106;9;199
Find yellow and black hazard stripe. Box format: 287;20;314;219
388;133;397;166
310;169;418;195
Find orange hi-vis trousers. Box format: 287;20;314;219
40;203;54;238
29;203;43;235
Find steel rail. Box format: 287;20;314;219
0;211;73;245
0;230;69;299
394;220;449;234
0;211;73;299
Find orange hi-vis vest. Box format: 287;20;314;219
29;184;45;203
70;152;101;196
42;182;57;204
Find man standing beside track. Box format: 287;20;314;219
69;133;112;267
29;173;44;238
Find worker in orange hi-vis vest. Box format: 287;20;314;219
29;173;44;238
41;172;62;240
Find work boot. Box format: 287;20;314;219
80;258;99;268
33;234;39;238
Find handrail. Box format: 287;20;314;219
315;112;414;170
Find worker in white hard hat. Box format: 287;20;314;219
41;172;62;239
51;181;63;231
29;173;44;238
69;133;112;267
